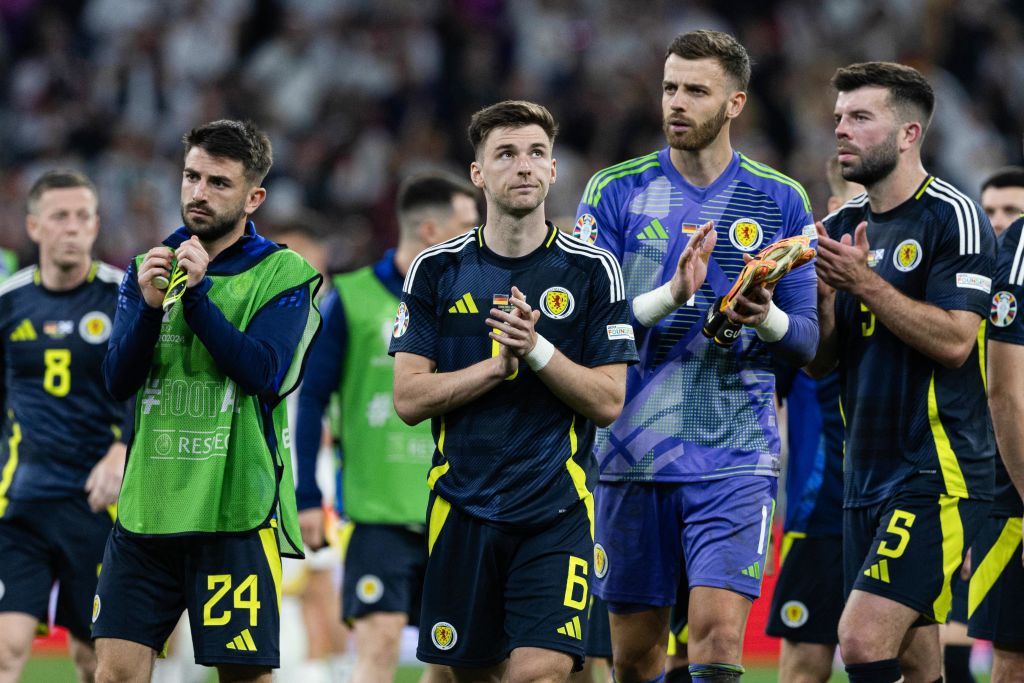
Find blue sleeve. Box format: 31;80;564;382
182;278;310;398
295;290;347;510
103;262;165;401
767;188;819;366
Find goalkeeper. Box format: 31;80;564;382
574;29;819;683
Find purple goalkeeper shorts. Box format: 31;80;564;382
593;476;777;608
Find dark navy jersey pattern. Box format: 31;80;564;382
389;224;638;526
0;263;127;503
824;177;995;507
987;217;1024;517
779;370;843;536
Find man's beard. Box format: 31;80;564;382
181;201;245;242
840;130;899;187
664;101;729;152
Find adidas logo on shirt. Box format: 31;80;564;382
9;319;36;342
448;293;479;314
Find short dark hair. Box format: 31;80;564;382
832;62;935;129
981;166;1024;194
397;172;478;218
27;169;97;214
182;119;273;184
467;100;558;154
666;30;751;90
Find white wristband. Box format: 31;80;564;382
632;282;678;327
524;334;555;372
754;301;790;342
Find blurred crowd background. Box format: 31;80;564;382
1;0;1022;272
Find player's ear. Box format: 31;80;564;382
550;157;557;184
244;186;267;215
25;213;40;244
727;90;747;119
900;121;922;150
470;161;485;189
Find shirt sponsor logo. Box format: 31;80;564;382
991;291;1017;327
780;600;809;628
606;324;634;341
729;218;763;252
431;622;457;651
867;248;885;268
540;287;575;319
79;311;112;344
392;302;409;338
893;239;923;272
956;272;991;293
574;214;598;244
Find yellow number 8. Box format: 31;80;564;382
43;349;71;397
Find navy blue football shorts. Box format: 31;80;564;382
417;494;594;670
844;488;988;623
342;523;426;625
0;497;112;641
92;521;283;668
766;533;843;644
968;516;1024;647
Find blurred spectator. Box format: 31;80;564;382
0;0;1022;269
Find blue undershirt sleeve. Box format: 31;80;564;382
295;290;347;511
766;262;819;366
103;262;164;401
181;278;309;398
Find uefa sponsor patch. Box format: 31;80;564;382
893;239;923;272
540;287;574;319
955;272;991;293
79;311;112;344
574;214;598;244
801;223;818;239
594;544;608;579
867;248;885;268
392;302;409;338
606;324;634;341
991;291;1017;327
431;622;457;650
780;600;809;628
729;218;763;252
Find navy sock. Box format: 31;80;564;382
688;663;744;681
845;658;902;683
666;666;693;683
612;673;665;683
944;644;974;683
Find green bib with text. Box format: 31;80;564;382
332;268;432;524
119;249;321;557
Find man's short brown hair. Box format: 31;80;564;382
467;100;558;155
27;169;97;214
182;119;273;185
832;62;935;131
666;30;751;90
